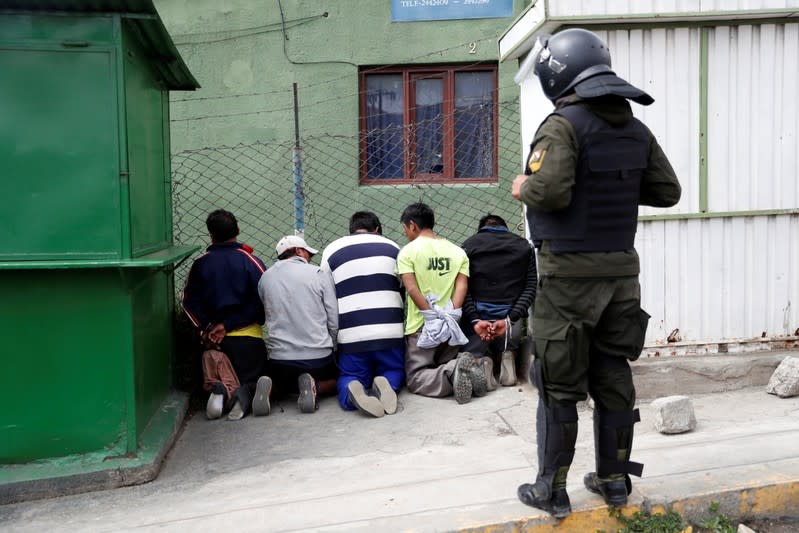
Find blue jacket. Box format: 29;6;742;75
181;242;267;333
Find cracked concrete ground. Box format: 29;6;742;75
2;358;799;533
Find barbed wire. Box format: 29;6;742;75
172;98;524;290
170;37;507;105
170;79;521;123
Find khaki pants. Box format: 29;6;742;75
404;331;462;397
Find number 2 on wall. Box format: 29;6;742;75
468;42;477;54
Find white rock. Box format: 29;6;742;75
738;524;757;533
651;395;697;434
765;356;799;398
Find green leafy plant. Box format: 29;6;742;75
597;506;688;533
697;501;735;533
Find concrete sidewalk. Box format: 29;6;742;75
1;352;798;532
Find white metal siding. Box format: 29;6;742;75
701;0;799;10
547;0;799;17
638;215;799;344
549;0;700;17
519;28;701;215
606;27;702;215
708;23;799;211
517;20;799;347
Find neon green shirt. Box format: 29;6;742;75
397;235;469;335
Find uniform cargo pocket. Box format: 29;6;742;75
534;318;570;342
628;308;650;361
533;318;577;386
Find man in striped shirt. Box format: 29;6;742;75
321;211;405;418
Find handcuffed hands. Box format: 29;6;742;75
201;322;226;348
474;318;508;341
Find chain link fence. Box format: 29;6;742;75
171;97;525;289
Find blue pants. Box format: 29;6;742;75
337;347;405;410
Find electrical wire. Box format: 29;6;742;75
172;14;324;45
277;0;357;67
169;1;517;121
172;34;500;102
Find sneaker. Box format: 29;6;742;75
517;483;572;518
226;400;245;421
500;350;517;386
206;392;224;420
372;376;397;415
347;380;385;418
470;355;488;397
482;357;498;392
252;376;272;417
452;352;474;404
583;472;629;507
297;373;318;413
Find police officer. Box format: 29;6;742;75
511;28;681;517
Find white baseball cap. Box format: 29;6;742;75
275;235;318;256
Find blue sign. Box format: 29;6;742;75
391;0;513;22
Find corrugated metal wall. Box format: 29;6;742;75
519;22;799;346
608;27;702;216
548;0;799;17
549;0;702;17
521;28;701;215
638;215;799;344
708;24;799;211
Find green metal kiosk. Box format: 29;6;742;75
0;1;200;502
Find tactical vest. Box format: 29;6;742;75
528;104;650;253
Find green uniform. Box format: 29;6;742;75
518;95;681;516
522;95;681;408
514;30;680;518
522;95;681;280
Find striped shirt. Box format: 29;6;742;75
320;233;405;354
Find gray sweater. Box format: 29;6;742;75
257;256;338;361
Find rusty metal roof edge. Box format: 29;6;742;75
0;0;200;90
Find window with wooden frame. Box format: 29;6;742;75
359;64;498;184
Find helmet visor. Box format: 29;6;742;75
531;35;568;77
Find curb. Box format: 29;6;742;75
457;478;799;532
631;351;794;399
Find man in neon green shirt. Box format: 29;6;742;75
397;203;487;404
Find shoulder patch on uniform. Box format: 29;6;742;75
528;149;547;174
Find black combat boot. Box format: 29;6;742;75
518;363;579;519
584;407;644;507
518;482;571;518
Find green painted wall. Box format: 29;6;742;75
157;0;526;150
0;15;121;261
131;270;175;437
123;25;172;258
157;1;528;256
0;268;180;463
0;270;130;462
0;12;189;464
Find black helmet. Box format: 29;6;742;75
531;28;653;105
